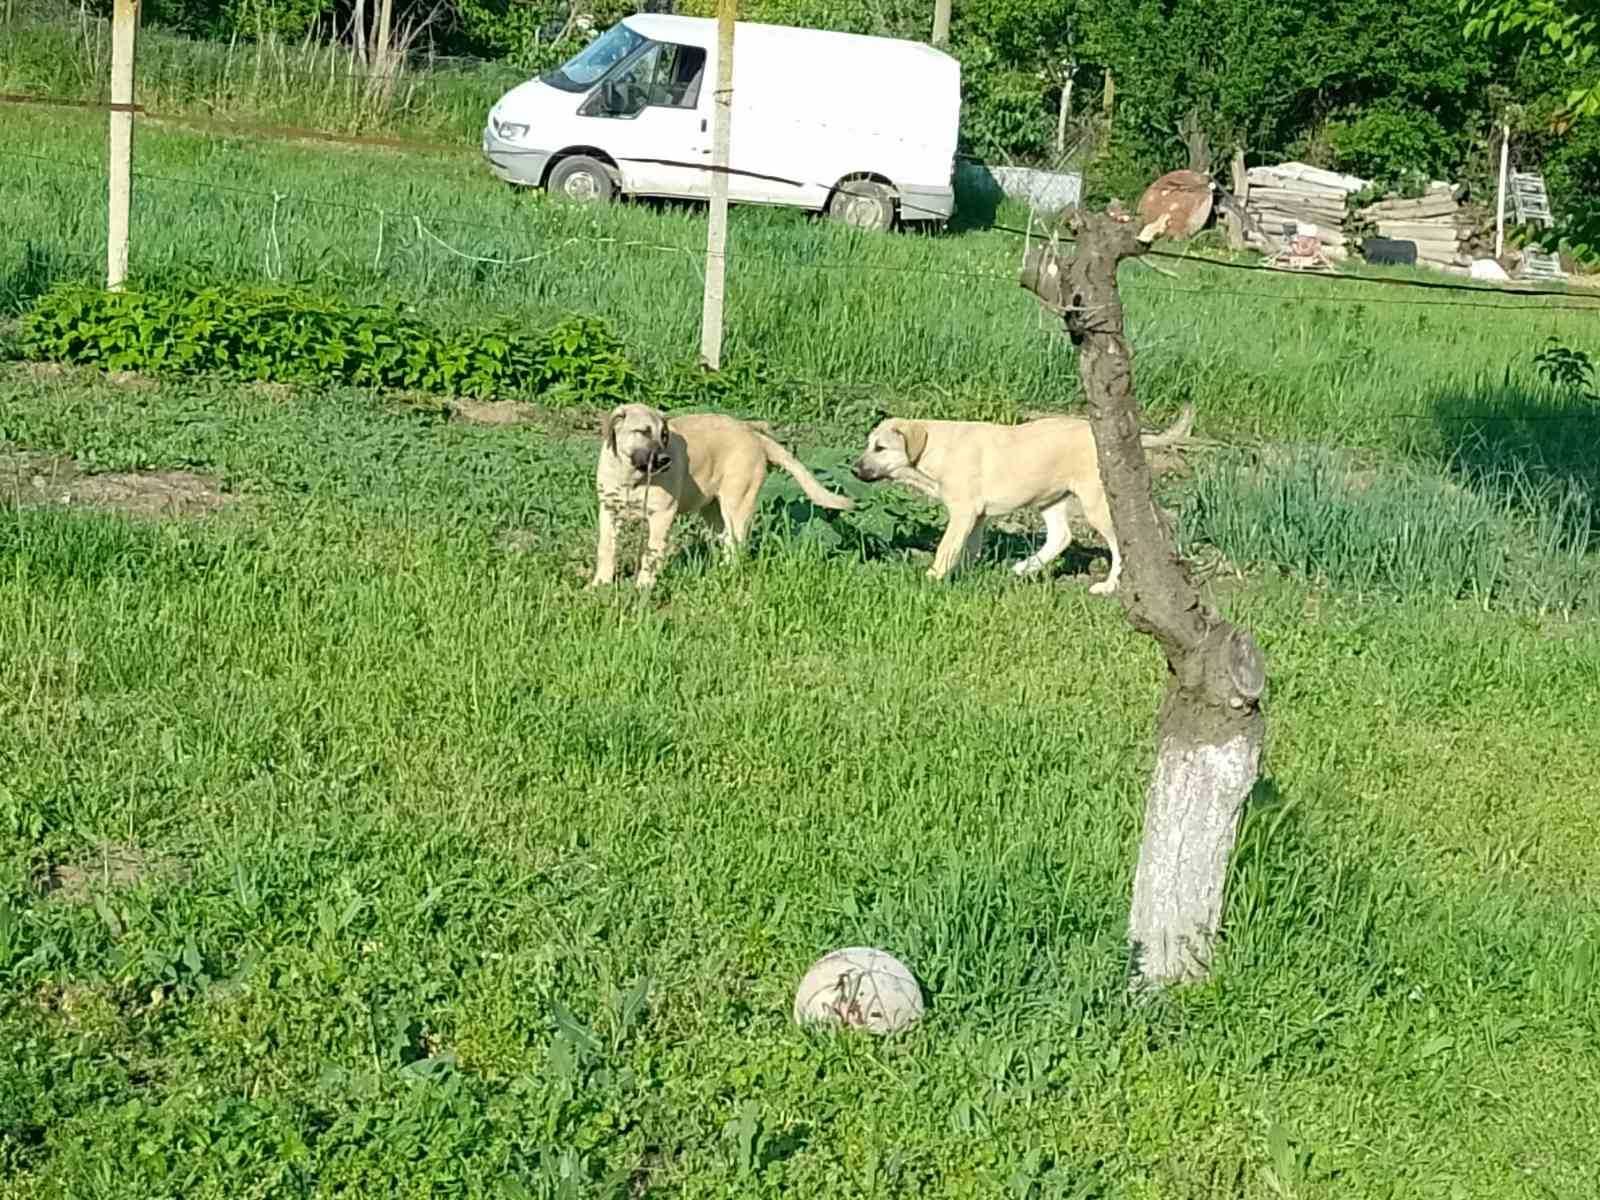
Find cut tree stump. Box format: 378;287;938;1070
1019;208;1268;989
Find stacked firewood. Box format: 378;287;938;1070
1355;185;1476;270
1241;162;1367;261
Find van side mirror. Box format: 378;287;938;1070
584;79;640;119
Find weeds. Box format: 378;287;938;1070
20;281;640;402
1182;445;1598;612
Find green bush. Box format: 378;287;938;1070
1325;104;1456;183
19;282;640;404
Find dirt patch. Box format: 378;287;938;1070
41;844;187;904
105;369;160;391
11;360;71;381
245;380;297;403
451;399;537;426
2;448;235;518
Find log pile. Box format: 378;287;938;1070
1355;185;1477;271
1241;162;1488;272
1242;161;1368;262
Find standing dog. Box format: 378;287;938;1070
850;407;1193;592
591;403;854;588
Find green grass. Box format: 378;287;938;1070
2;366;1599;1198
1182;445;1598;611
1;14;523;143
3;47;1600;1194
4;98;1600;448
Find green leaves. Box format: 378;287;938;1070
18;283;641;406
1464;0;1600;115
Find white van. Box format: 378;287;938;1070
482;15;960;232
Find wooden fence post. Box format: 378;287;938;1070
699;0;736;369
107;0;141;291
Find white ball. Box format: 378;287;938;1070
792;947;924;1034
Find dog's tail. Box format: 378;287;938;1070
1141;404;1196;450
755;433;855;511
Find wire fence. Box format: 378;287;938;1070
6;63;1600;451
4;132;1599;315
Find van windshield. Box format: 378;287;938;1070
540;23;647;93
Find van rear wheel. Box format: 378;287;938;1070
548;156;615;205
828;180;896;232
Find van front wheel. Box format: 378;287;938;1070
828;180;896;232
548;156;615;205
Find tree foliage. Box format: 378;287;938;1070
1464;0;1600;116
26;0;1599;227
1465;0;1600;260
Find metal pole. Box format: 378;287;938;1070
107;0;140;291
1494;122;1510;260
699;0;736;369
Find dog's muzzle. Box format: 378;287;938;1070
851;459;884;482
631;449;671;474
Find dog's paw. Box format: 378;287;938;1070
1012;557;1042;577
1088;580;1117;596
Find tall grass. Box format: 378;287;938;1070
1183;446;1598;612
1;12;525;140
6;103;1600;449
2;367;1599;1196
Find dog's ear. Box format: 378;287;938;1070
601;407;623;453
899;421;929;466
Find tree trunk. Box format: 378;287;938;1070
1225;147;1248;250
932;0;950;47
351;0;368;69
374;0;394;74
1018;210;1268;989
1179;111;1210;175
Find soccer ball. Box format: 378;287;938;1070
792;947;924;1035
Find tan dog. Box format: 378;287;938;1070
850;406;1193;591
591;403;854;588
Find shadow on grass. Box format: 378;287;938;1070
756;490;1115;578
1427;378;1600;496
0;241;81;313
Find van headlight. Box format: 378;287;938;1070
495;121;529;141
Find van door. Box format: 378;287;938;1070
577;41;712;198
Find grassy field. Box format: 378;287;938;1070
0;13;523;143
4;34;1600;1198
2;365;1598;1199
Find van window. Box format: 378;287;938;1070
541;22;645;93
648;44;706;109
581;43;707;118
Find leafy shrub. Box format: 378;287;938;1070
1531;339;1595;395
952;46;1056;163
19;282;639;404
1325;105;1456;183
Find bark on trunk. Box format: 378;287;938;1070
1018;209;1268;989
1180;111;1211;176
